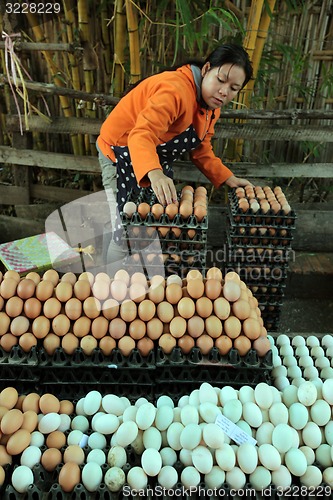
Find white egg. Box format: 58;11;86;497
173;407;181;423
242;401;263;428
179;448;192;466
272;354;282;367
279;344;293;357
272;423;293;453
131;429;144;455
156;395;174;408
177;395;190;408
192;445;213;474
287;365;302;379
179;423;201;450
87;448;106;466
300;445;315;465
249;465;271;490
67;429;84;446
188;389;200;407
166;422;184;450
323;467;333;488
58;414;71;433
136;403;156;430
38;413;61;434
88;431;107;450
324;422;333;445
199;382;218;405
127;466;148;490
258;443;281;471
311;346;325;358
298;355;313;368
292;377;306;387
160;447;177;466
71;415;89;433
269;401;289;426
276;334;290;346
75;397;86;415
215;443;236;471
202;423;225;449
322;379;333;404
297;381;317;406
322;335;333;348
82;462;103;492
288;402;308;430
204;465;225;489
199;402;220;423
303;366;319;379
285;448;307;476
219;386;238;405
135;397;149;407
180;405;199;426
300;465;322;487
93;414;120;435
115;421;138;447
102;394;126;416
143;427;162;450
321;367;333;380
282;384;298;407
238;386;255;404
158;465;178;488
271;465;292;489
292;336;305;347
315;444;332;467
275;376;290;391
272;365;287;378
83;390;102;416
306;335;320;347
222;399;242;423
20;446;42;469
141;448;162;476
236;419;253;438
237;443;258;474
316;357;330;368
155;405;174;431
30;431;44;447
181;466;200;488
226;467;246;489
254;383;273;410
255;422;274;446
282;355;296;367
310;399;331;426
295;345;309;357
11;465;34;493
302;422;322;449
122;405;137;422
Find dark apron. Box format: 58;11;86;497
112;126;202;244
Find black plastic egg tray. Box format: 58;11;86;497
121;188;208;229
226;225;294;249
224;262;289;284
123;226;207;253
121;255;206;279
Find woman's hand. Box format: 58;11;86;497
148;169;178;206
225;175;254;188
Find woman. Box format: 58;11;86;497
97;43;253;271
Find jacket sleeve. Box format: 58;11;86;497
190;127;234;188
127;86;185;187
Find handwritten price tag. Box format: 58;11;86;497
215;414;257;446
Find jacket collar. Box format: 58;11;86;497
190;64;208;109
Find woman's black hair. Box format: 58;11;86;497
123;43;252;95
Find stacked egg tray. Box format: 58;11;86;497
120;188;208;278
155;347;273;399
225;187;297;331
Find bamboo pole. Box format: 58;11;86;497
125;0;141;83
24;12;79;154
113;0;127;96
100;2;112;77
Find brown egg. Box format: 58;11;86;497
80;335;98;356
196;334;214;355
159;333;176;354
73;317;91;338
137;202;151;220
0;278;18;299
99;336;116;356
171;227;182;238
91;316;109;339
73;279;91;301
187;316;205;338
6;428;31;455
186;269;203;281
186;279;204;299
46;431;66;449
65;297;82;321
129;319;146;340
43;333;61;355
10;316;30;336
41;448;62;472
16;279;36;299
109;318;127;339
215;335;232;356
128;283;147;303
92;280;110;301
205;279;222;300
78;272;95;286
234;335;252;356
179;201;193;219
136;336;154;357
1;333;18;351
0;296;3;312
101;299;119;320
170;316;186;338
0;444;12;466
59;462;81;493
206;267;223;281
146;318;163;340
5;296;23;318
3;270;20;282
39;393;60;414
195;186;207;196
61;333;79;355
242;317;261;340
253;336;271;357
21;410;38;433
158;227;170;238
118;336;135;356
21;393;40;413
32;316;50;339
19;333;38;352
55;281;73;302
59;400;74;415
113;269;130;286
83;297;101;319
194;205;207;222
151;203;164;220
177;297;195;319
43;297;62;319
52;314;70;337
213;297;230;320
120;300;137;322
60;272;77;285
0;408;23;434
157;301;174;323
205;316;222;338
63;446;85;465
24;297;42;319
165;283;182;305
222;281;241;302
36;280;54;301
138;300;156;322
224;315;242;339
195;297;213;318
25;272;41;285
43;269;59;286
148;284;165;304
165;203;178;221
232;299;251;320
177;334;195;354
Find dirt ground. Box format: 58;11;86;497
278;296;333;335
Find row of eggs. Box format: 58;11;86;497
3;377;333;494
0;268;270;358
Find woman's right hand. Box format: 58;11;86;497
148;169;178;206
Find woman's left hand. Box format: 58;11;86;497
225;175;254;188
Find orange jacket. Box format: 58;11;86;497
97;64;233;188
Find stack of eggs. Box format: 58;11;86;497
121;186;208;278
0;267;270;365
225;186;296;331
3;379;333;496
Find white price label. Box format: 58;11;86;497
215;413;257;446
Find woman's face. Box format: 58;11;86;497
201;62;246;110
